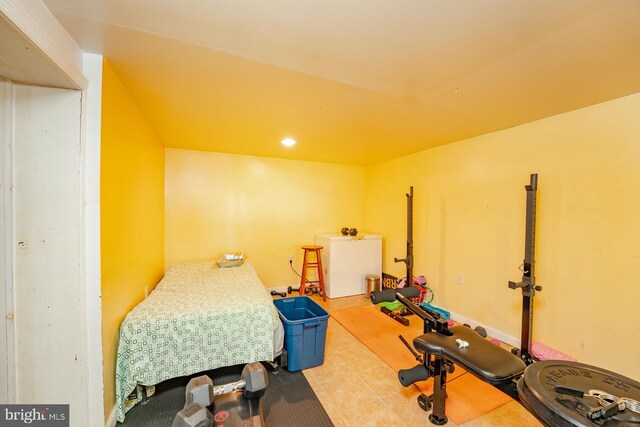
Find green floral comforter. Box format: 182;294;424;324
115;261;279;422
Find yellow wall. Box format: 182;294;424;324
100;60;165;421
365;92;640;380
165;149;365;286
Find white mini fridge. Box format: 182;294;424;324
315;233;382;298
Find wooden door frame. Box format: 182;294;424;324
1;78;16;404
0;2;103;426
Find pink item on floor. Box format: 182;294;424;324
531;341;577;361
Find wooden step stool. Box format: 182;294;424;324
299;245;326;301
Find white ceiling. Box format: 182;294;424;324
43;0;640;165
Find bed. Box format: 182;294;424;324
114;260;283;422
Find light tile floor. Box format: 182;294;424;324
301;294;542;427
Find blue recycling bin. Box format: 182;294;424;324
273;296;329;371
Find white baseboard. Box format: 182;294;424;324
448;310;520;348
105;405;116;427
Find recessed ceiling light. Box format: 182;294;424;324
281;137;296;147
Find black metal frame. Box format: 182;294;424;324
397;292;523;425
394;186;414;285
397;293;450;335
394;174;639;426
508;173;542;365
394;174;541;425
391;186;454;424
395;294;456;425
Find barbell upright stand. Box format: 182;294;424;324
394;186;414;287
508;173;542;365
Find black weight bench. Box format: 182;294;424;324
396;293;527;425
413;325;526;385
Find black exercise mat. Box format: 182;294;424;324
120;364;334;427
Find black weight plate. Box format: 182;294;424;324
518;376;581;427
519;360;640;426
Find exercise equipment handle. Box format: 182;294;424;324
509;280;542;292
588;401;622;421
398;364;430;387
213;380;246;397
370;286;419;304
554;386;585;398
399;334;423;363
396;293;451;335
396;293;429;321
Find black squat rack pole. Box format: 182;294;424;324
508;174;542;365
394;187;414;285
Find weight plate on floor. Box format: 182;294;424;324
417;394;431;411
518;360;640;426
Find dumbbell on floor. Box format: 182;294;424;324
240;363;269;400
172;402;213;427
173;362;268;427
191;363;268;404
185;375;214;406
474;326;488;338
461;323;501;346
173;376;215;427
462;323;488;338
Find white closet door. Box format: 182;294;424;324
13;84;85;424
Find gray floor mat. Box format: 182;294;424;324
120;364;333;427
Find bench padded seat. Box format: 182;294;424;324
413;325;526;385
